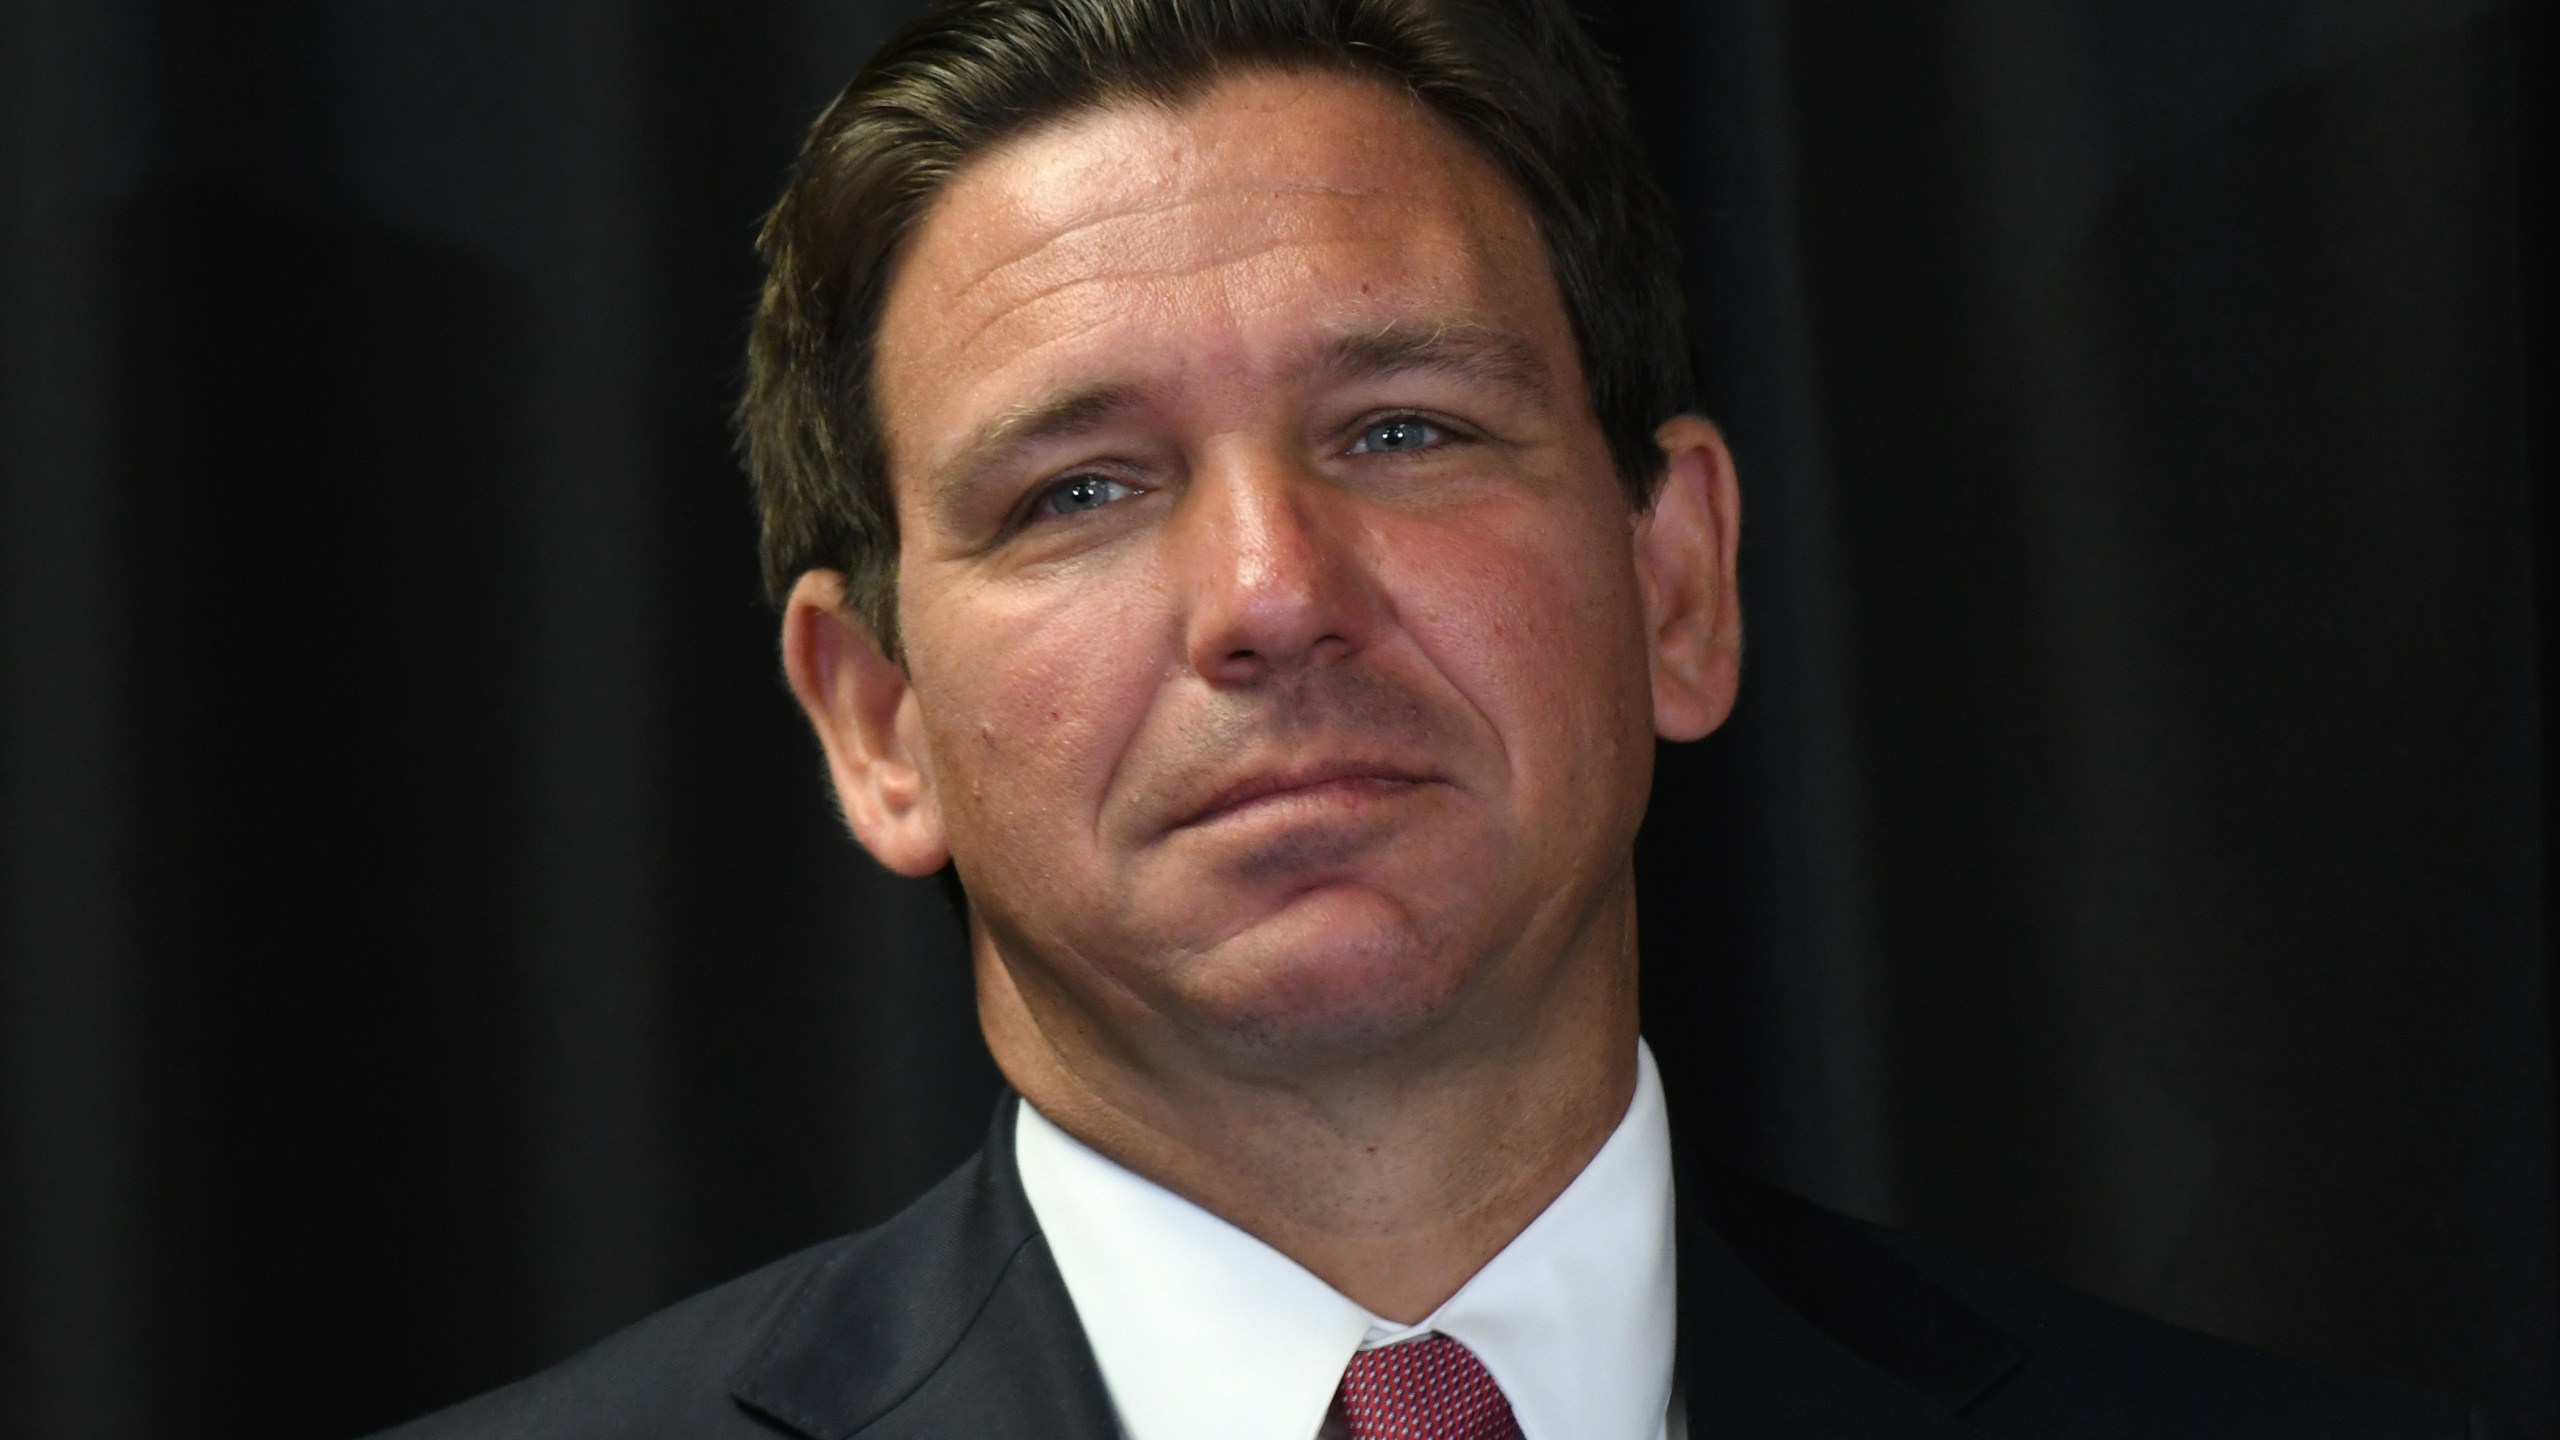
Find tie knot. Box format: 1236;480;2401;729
1336;1334;1524;1440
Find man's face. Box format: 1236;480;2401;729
853;70;1711;1080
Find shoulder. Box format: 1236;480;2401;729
368;1106;1111;1440
1693;1164;2523;1439
367;1233;853;1439
370;1136;1028;1440
1875;1224;2520;1439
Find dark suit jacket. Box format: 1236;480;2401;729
380;1096;2519;1439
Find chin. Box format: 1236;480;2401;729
1171;883;1480;1064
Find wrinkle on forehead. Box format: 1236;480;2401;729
937;231;1439;386
946;180;1391;313
897;180;1522;388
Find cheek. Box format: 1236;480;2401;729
901;566;1167;856
1386;502;1653;790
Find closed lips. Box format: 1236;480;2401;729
1175;766;1437;829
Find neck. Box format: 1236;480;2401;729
977;889;1642;1323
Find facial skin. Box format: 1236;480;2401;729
786;69;1741;1319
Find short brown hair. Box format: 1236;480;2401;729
739;0;1693;652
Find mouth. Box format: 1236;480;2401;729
1172;762;1440;832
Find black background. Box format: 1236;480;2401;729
2;1;2550;1435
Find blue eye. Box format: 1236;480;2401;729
1034;474;1135;517
1349;417;1447;455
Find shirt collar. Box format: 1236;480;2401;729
1014;1041;1679;1440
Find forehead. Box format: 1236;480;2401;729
870;68;1571;485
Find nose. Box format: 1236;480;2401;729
1175;449;1377;687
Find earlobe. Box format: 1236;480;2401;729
1636;416;1743;742
780;571;951;877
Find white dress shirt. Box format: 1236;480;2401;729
1015;1041;1682;1440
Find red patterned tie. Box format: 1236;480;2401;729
1335;1334;1525;1440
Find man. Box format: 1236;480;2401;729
383;1;2515;1436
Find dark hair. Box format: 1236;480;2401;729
739;0;1693;651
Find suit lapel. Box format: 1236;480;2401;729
729;1097;1119;1440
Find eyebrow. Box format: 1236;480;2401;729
925;383;1151;509
1312;321;1555;396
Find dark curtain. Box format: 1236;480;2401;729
1;1;2547;1436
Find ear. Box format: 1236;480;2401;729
780;570;951;877
1635;415;1743;742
